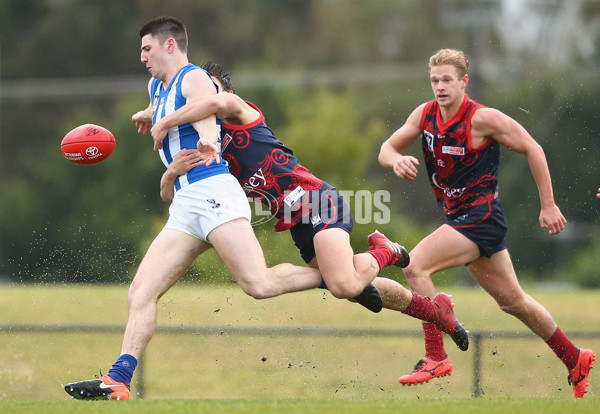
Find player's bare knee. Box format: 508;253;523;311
402;263;416;280
239;282;274;300
127;280;158;311
245;289;270;300
402;263;426;285
127;282;141;308
326;283;362;299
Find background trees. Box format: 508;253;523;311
1;0;599;286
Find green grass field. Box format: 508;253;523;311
1;398;599;414
0;284;598;412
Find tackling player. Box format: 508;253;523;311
153;62;469;352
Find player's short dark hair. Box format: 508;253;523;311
201;62;236;93
140;16;188;53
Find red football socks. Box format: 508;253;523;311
547;327;580;371
367;248;392;271
403;292;436;323
423;321;447;361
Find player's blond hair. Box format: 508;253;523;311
428;49;469;79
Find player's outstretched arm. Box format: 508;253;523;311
471;108;566;235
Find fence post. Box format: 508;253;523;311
135;355;145;399
472;332;482;397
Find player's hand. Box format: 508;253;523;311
392;155;420;180
132;110;152;136
197;138;221;165
596;187;600;199
169;149;203;175
539;204;567;235
150;119;169;151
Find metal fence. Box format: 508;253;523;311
1;324;597;398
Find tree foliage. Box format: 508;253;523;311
1;0;599;285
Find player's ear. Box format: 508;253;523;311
462;74;469;88
166;37;176;53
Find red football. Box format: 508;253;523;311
61;124;116;165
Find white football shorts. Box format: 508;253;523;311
164;173;251;242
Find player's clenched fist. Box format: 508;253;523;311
392;155;420;180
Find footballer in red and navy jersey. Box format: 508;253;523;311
220;102;339;232
420;94;499;216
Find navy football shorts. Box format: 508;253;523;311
289;187;354;263
447;199;508;258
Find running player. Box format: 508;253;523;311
378;48;594;398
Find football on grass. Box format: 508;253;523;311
61;124;116;165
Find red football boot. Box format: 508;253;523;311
568;348;595;398
367;230;410;268
399;357;453;386
432;293;469;351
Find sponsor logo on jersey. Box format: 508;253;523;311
243;168;267;192
442;145;465;156
222;133;232;151
431;173;466;198
283;186;306;207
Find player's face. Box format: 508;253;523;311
429;65;468;108
140;34;169;81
